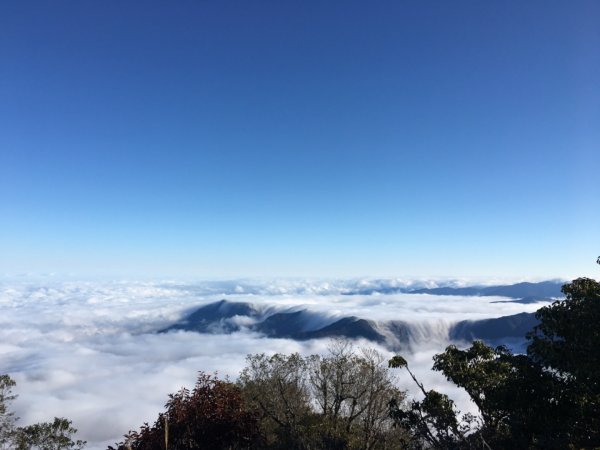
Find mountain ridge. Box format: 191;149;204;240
161;282;563;349
162;301;547;350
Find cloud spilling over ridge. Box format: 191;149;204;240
0;279;553;449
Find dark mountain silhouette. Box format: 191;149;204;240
163;297;545;349
450;312;538;341
253;310;335;337
254;311;307;337
490;296;553;304
296;317;385;343
162;299;259;333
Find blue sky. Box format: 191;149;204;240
1;1;599;279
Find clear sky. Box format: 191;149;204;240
1;1;599;279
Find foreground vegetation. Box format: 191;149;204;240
110;343;409;450
390;276;600;449
111;270;599;449
0;375;84;450
2;263;599;449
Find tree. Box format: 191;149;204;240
0;374;85;450
239;341;407;449
238;352;311;448
389;269;600;449
14;418;86;450
110;372;261;450
526;276;600;447
429;342;564;448
388;356;476;450
307;342;405;450
0;375;17;450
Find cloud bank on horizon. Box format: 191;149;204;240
0;278;557;449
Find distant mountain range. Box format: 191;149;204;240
344;280;564;300
407;281;563;299
162;280;563;350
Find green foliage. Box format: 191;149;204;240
387;356;407;369
528;277;600;379
432;342;566;448
527;277;600;447
0;374;85;450
390;389;470;450
387;354;477;450
14;417;86;450
390;272;600;449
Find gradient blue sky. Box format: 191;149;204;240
1;1;599;279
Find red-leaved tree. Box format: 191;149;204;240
109;372;261;450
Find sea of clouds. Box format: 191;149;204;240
0;278;551;449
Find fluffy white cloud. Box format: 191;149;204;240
0;279;550;449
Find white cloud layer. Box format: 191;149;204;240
0;279;550;449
